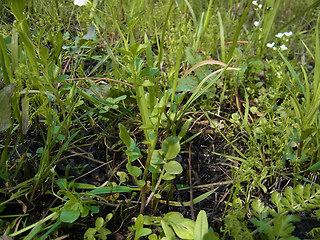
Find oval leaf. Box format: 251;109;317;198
126;163;142;177
162;136;180;160
194;210;209;240
60;209;80;223
169;218;195;239
164;160;183;175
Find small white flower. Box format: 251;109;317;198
252;0;258;5
254;21;260;26
284;31;293;37
267;42;275;48
258;4;263;8
50;165;56;173
280;44;288;50
74;0;89;6
275;32;284;38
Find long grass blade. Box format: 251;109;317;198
227;4;249;61
279;51;306;97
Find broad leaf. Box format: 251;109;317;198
164;212;194;239
163;161;182;175
162;136;180;160
194;210;209;240
161;220;175;240
126;163;142;177
60;201;81;223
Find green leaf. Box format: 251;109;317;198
89;186;134;194
178;119;193;140
135;228;152;240
95;217;104;229
136;179;146;186
164;161;183;175
80;204;89;217
60;204;80;223
84;228;96;240
194;210;209;240
21;95;29;134
56;178;68;190
97;227;111;236
164;212;195;239
0;35;12;84
105;213;113;223
117;171;129;185
151;150;164;165
203;232;220;240
161;220;175;240
127;163;142;177
90;205;100;214
0;84;16;132
273;215;300;238
176;76;200;92
279;51;306;97
73;182;97;189
142;80;155;87
134;215;152;240
119;123;131;147
162;173;176;181
251;199;267;215
162;136;180;160
307;161;320;172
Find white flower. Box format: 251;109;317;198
50;165;56;173
258;4;263;8
252;0;258;5
74;0;89;6
267;42;275;48
284;31;293;37
280;44;288;50
275;32;284;38
254;21;260;26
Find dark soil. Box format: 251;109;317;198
0;98;317;240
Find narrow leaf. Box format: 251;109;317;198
0;84;16;131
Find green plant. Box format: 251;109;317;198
223;184;320;240
279;15;320;174
84;214;113;240
115;31;240;213
129;210;218;240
